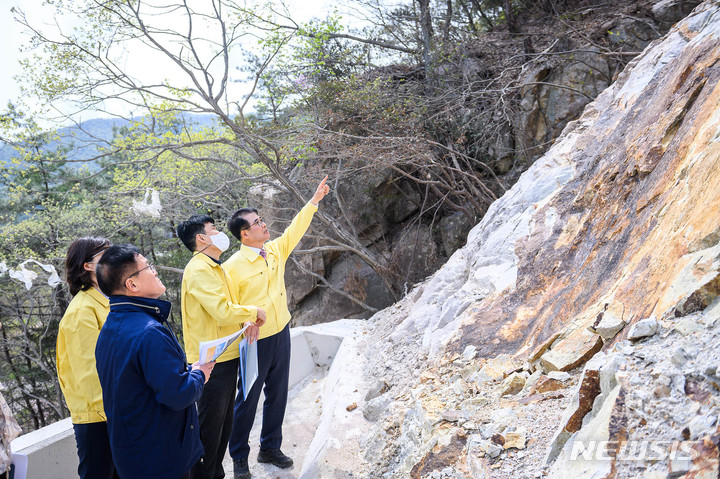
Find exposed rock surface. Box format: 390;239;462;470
255;2;701;329
302;2;720;477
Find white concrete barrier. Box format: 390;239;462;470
10;417;77;479
290;329;316;388
289;328;343;389
294;320;366;478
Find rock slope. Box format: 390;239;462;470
306;2;720;478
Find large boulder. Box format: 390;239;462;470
386;181;422;224
606;17;660;52
292;254;395;325
391;224;442;286
652;0;703;25
518;47;611;160
285;239;325;309
439;212;474;257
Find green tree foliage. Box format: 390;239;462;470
0;108;96;430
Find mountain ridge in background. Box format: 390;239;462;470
0;113;217;167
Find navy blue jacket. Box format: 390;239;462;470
95;295;205;479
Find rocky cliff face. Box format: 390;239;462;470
278;1;706;329
306;2;720;477
515;0;704;170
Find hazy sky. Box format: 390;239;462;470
1;0;39;111
1;0;339;121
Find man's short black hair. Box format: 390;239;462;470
228;208;258;241
96;244;141;296
176;215;214;252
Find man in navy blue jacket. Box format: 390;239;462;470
95;244;215;479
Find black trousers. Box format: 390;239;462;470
73;422;119;479
228;325;291;461
192;358;239;479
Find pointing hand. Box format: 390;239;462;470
311;175;330;205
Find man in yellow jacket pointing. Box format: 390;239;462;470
226;176;330;479
178;215;266;479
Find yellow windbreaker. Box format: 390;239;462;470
56;287;109;424
181;252;258;363
225;202;317;341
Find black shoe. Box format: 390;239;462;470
233;458;251;479
257;448;294;469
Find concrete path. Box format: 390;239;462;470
221;366;328;478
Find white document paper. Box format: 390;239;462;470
238;336;259;400
198;325;249;365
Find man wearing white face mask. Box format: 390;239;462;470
177;215;267;479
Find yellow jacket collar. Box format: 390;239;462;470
86;286;109;308
240;244;265;262
192;251;222;267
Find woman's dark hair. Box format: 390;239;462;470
176;215;214;252
228;208;258;241
65;237;112;296
96;244;141;296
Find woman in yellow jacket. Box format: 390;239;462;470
56;237;119;479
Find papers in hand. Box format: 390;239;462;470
198;325;249;365
238;336;258;401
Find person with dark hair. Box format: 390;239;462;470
226;208;259;242
95;244;214;479
177;214;266;479
56;236;119;479
226;176;330;479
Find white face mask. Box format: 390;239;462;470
209;231;230;252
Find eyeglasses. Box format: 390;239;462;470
125;263;156;282
85;250;106;267
242;216;264;231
